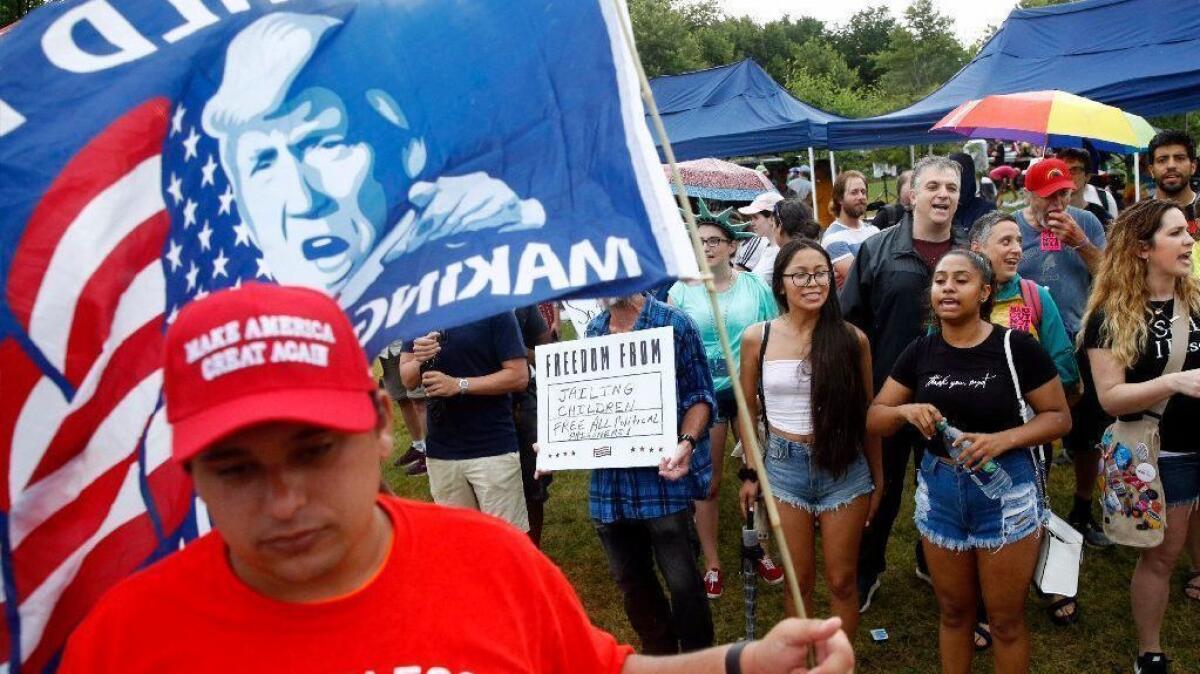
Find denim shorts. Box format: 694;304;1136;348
763;434;874;514
915;450;1044;552
1160;453;1200;509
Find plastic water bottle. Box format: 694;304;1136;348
936;419;1012;499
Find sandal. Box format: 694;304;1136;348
1185;570;1200;603
973;622;992;652
1048;595;1079;626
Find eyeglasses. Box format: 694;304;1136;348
782;271;832;287
700;237;732;248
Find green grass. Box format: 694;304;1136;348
383;421;1199;673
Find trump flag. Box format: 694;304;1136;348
0;0;696;669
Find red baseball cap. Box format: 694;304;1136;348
1024;158;1076;197
163;283;378;463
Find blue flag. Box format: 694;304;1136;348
0;1;693;669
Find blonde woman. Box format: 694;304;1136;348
1082;199;1200;674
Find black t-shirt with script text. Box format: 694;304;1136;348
891;326;1059;459
1084;301;1200;454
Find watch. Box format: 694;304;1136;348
678;433;696;450
457;377;469;395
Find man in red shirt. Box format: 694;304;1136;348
59;283;853;674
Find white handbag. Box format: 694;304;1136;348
1003;329;1083;596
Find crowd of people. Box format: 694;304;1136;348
59;131;1200;674
376;130;1198;673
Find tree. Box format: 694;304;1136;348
872;0;968;101
675;0;724;27
792;39;858;86
831;6;898;87
628;0;708;77
1;0;46;27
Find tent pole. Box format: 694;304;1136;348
829;150;837;180
808;147;818;216
910;144;916;167
608;0;814;647
1133;152;1141;202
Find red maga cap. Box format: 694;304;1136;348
1024;158;1076;197
163;283;377;463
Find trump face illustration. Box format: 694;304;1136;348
202;12;545;304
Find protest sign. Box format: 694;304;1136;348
536;327;677;471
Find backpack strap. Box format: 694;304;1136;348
758;321;772;430
1019;278;1043;328
1148;297;1191;419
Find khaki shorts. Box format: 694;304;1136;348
427;453;529;532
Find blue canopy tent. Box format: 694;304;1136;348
647;59;844;160
827;0;1200;150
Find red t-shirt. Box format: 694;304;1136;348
60;497;632;674
912;238;954;270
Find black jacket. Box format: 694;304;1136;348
838;214;968;391
950;152;996;237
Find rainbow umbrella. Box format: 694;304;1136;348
931;90;1156;154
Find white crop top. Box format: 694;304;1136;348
761;359;814;435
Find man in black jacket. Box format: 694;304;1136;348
839;156;967;612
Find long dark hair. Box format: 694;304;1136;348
770;239;868;476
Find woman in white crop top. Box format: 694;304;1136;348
738;239;881;639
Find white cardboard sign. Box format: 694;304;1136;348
536;326;677;471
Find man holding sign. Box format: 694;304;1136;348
583;293;718;655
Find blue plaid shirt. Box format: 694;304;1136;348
586;297;716;523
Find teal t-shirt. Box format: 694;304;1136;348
669;272;778;391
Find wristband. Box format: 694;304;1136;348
678;434;696;451
737;467;759;482
725;640;750;674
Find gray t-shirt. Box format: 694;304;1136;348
1015;206;1106;336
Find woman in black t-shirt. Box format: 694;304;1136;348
868;250;1071;674
1081;199;1200;674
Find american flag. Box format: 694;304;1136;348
0;96;265;671
1;1;693;668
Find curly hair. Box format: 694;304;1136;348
1079;199;1200;367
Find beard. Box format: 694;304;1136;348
1155;175;1189;196
844;203;867;219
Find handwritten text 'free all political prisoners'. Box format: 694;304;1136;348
536;327;677;471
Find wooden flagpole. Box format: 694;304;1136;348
607;0;812;635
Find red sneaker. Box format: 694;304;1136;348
756;557;784;585
703;568;723;599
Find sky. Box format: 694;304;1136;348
716;0;1021;45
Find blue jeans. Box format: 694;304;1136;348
594;509;714;654
915;450;1044;551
